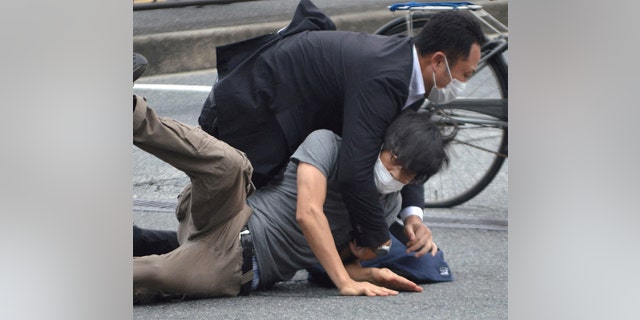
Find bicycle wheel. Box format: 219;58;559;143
375;12;508;208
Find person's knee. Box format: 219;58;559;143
225;149;252;179
203;145;252;189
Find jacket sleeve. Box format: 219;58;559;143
401;184;424;209
337;77;408;248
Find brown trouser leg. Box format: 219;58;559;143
132;95;255;299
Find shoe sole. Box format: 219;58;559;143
133;53;148;82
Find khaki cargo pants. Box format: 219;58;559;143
132;95;255;301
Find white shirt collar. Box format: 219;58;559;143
402;45;426;109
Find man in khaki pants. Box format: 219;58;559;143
133;94;255;300
133;93;451;303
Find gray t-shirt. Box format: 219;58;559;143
246;129;401;289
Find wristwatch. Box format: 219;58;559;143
375;243;391;256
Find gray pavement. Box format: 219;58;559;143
132;1;508;318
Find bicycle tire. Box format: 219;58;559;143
375;12;508;208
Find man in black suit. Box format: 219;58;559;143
198;0;485;256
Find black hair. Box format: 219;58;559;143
382;109;452;184
413;10;486;66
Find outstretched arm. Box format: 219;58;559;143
296;162;399;296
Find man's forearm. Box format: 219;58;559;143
298;206;352;289
296;163;353;289
344;261;374;282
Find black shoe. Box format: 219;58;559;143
133;53;148;82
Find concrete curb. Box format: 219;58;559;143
134;0;507;76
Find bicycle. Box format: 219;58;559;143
375;2;508;208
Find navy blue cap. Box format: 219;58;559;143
307;232;453;286
360;232;453;283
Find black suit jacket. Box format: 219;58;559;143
199;0;424;247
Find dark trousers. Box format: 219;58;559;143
133;225;179;257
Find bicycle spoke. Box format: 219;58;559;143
453;138;507;158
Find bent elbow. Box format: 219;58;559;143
296;206;321;228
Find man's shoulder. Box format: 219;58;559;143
305;129;341;144
285;129;341;179
298;129;342;153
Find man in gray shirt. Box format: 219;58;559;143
133;93;450;303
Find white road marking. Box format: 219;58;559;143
133;83;211;92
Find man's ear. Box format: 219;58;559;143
348;241;365;259
349;240;377;261
348;240;359;255
430;51;446;68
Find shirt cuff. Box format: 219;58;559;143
399;206;424;222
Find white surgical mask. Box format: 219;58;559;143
427;55;466;105
373;156;406;194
